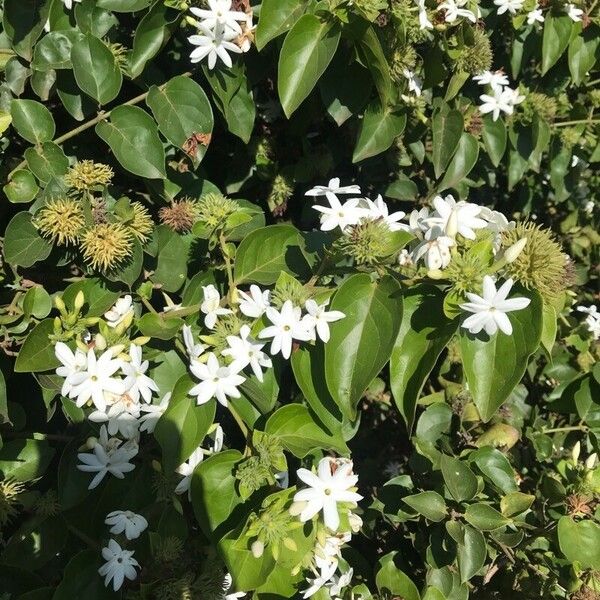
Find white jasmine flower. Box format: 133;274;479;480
365;195;409;231
238;12;255;53
566;3;584;21
55;342;87;397
68;348;128;412
201;284;232;329
527;5;544;23
182;325;206;362
303;299;345;344
259;300;313;359
403;69;423;97
224;573;247;599
417;0;434;29
88;393;141;439
105;510;148;540
577;305;600;340
222;325;272;382
189;352;245;406
139;393;171;434
460;276;531;336
190;0;247;35
413;228;455;270
583;200;594;215
120;345;159;404
503;85;525;107
478;86;515;121
473;70;510;90
293;457;362;531
305;178;362;205
572;155;580;167
408;207;431;236
312;195;367;232
398;249;413;266
98;539;139;592
480;206;514;252
427;195;487;240
437;0;477;23
302;563;338;599
314;533;351;571
188;24;242;69
328;568;354;598
175;446;205;497
77;426;137;489
104;295;133;329
494;0;524;15
237;285;270;318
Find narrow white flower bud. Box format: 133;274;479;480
572;441;581;463
94;333;107;351
504;237;528;263
74;290;85;311
585;453;598;470
251;540;264;558
446;209;459;238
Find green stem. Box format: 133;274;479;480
219;231;235;301
552;117;599;128
140;296;157;315
8;71;193;179
543;425;589;434
228;403;249;440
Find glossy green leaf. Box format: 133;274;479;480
24;141;69;183
3;212;52;268
265;404;349;458
278;14;341;117
440;455;478;502
482;115;507;167
71;34;122;105
325;274;402;420
353;102;406;163
438;132;479;191
432;108;463;178
500;492;534;517
464;504;509;531
3;0;50;61
234;224;311;285
541;15;573;74
22;286;51;319
558;516;600;569
568;26;599;84
146;75;213;166
353;24;391;107
255;0;307;49
403;491;447;522
459;288;542;422
376;552;420;600
390;285;457;431
75;0;119;37
96;105;166;179
4;169;39;203
0;438;55;481
96;0;152;11
14;319;59;373
137;313;183;340
52;550;113;600
10;99;55;144
150;225;188;292
447;522;486;583
471;446;518;494
31;30;83;70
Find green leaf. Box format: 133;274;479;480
403;491;447;522
105;237;143;287
482;115;507;167
558;516;600;570
70;34;122;105
447;522;486;583
31;30;83;70
234;224;311;285
22;286;51;319
500;492;534;517
146;76;213;166
353;24;391;107
191;449;244;540
0;439;55;482
568;26;600;85
255;0;307;50
438;132;479;191
541;303;558;357
14;319;59;373
265;404;349;458
56;70;97;122
154;375;215;472
541;15;573;75
277;14;341;117
440;455;478;502
137;313;183;340
96;105;166;179
150;225;188;292
376;552;420;600
415;403;453;444
432;108;464;178
4;169;39;203
53;550;113;600
129;2;180;78
4;212;52;268
325;274;402;420
62;278;120;317
3;0;50;61
96;0;153;12
471;446;518;494
459;288;542;422
10;99;55;144
25;141;69;183
352;102;406;163
464;504;509;531
75;0;119;37
390;285;457;431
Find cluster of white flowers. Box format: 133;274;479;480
577;305;600;340
474;70;525;122
183;283;345;409
291;457;362;599
187;0;254;69
437;0;479;23
98;511;147;591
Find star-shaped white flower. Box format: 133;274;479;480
305;178;362;206
312;195;367;232
222;325;272;382
494;0;524;15
302;563;338;599
293;457;362;532
302;299;345;344
413;227;455;270
427;194;487;240
98;539;139;592
201;284;232;329
120;344;159;404
189;352;245;406
473;70;510;90
188;23;242;70
437;0;477;23
460;276;531;336
403;69;423;97
175;446;205;497
478;86;515;121
182;325;206;362
566;3;584;21
88;393;141;439
527;5;544;23
105;510;148;540
55;342;87;397
104;295;133;329
190;0;247;35
237;285;270;318
139;392;171;434
259;300;313;359
416;0;434;29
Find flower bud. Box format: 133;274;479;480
572;441;581;463
585;453;598;470
132;336;151;346
94;334;107;351
288;500;306;517
84;436;97;450
504;237;528;263
251;540;264;558
54;296;66;314
427;268;445;280
74;290;85;311
446;209;459;238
